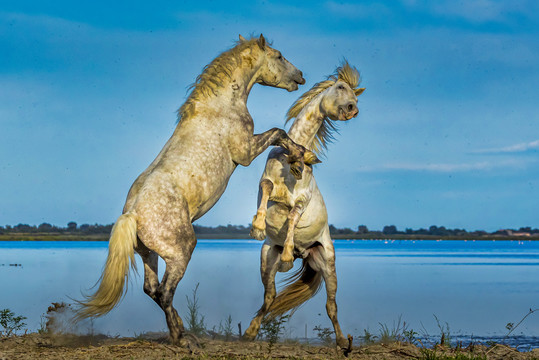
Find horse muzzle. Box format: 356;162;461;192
285;70;305;92
293;70;305;85
339;103;359;120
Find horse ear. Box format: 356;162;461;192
355;87;366;96
239;34;247;42
258;34;266;50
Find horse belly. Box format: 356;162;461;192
190;179;231;221
136;142;236;222
294;201;327;245
186;161;236;221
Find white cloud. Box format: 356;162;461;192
472;140;539;154
358;158;534;173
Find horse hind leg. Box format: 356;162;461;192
243;244;280;340
137;199;197;346
250;179;274;240
317;244;349;351
136;240;159;304
156;229;197;346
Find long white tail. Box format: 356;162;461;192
75;212;138;320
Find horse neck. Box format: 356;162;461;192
287;94;325;149
179;54;263;122
207;59;263;110
227;65;261;103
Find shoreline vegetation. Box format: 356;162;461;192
1;222;539;241
1;302;538;359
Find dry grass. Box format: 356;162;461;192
1;333;538;360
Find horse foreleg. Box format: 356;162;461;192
250;179;274;240
319;245;348;351
280;200;306;272
236;128;314;179
278;138;320;180
244;244;280;340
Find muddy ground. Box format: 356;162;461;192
1;333;538;360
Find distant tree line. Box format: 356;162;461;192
0;222;114;235
1;222;538;238
332;224;539;237
0;222;251;236
192;224;250;235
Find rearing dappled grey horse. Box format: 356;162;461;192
76;34;316;345
244;62;364;352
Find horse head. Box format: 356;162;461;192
321;62;365;121
240;34;305;92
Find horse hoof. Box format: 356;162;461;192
241;333;255;342
339;334;353;357
250;227;266;240
278;261;293;272
176;334;201;352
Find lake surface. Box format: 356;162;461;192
1;239;538;347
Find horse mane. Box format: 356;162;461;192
177;37;261;122
285;61;362;155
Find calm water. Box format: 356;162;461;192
1;239;538;346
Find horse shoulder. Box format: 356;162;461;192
225;111;257;162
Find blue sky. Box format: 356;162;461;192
1;1;539;231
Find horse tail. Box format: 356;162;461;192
265;247;324;319
75;212;138;320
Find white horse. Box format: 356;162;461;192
76;35;315;346
243;62;365;351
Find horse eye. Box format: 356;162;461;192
338;85;344;90
278;54;283;60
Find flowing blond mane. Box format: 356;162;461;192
286;61;362;155
177;38;260;122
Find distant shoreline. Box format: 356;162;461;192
1;233;538;241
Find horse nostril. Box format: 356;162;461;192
347;104;354;112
